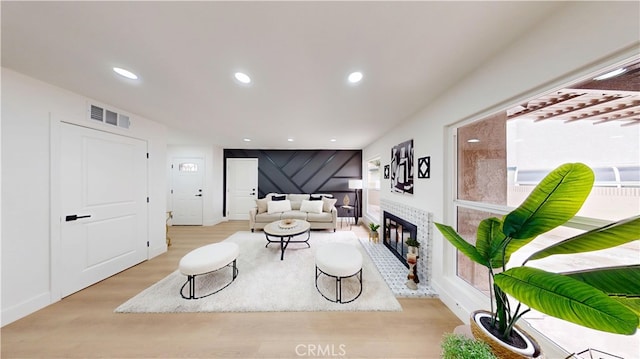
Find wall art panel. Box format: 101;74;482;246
390;139;414;194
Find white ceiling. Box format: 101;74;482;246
1;1;565;149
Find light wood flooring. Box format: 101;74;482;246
1;221;462;358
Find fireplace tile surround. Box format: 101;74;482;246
358;238;437;298
366;198;433;296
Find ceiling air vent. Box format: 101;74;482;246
88;103;131;129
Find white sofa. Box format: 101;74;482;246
249;193;338;232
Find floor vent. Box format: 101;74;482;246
88;104;131;129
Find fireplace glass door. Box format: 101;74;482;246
383;211;417;268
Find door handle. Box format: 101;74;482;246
65;214;91;222
195;194;202;197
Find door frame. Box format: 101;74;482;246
49;116;150;302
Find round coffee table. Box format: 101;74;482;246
263;219;311;260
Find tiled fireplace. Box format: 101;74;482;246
380;199;432;288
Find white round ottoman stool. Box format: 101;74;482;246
179;242;239;300
315;243;363;303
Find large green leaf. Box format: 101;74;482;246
526;215;640;262
503;233;536;266
503;163;594;239
495;267;638;335
564;264;640;296
565;265;640;327
435;222;486;266
475;218;506;269
613;298;640;325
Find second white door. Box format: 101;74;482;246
227;158;258;220
171;157;204;225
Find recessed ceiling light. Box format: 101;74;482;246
243;138;251;142
593;68;627;81
467;138;480;143
287;138;294;142
235;72;251;84
330;138;337;142
113;67;138;80
348;71;363;84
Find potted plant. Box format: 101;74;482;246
405;237;420;255
441;333;497;359
435;162;639;358
368;222;381;243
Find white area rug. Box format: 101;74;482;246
115;231;402;313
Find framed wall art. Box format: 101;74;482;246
418;156;430;178
390;139;414;194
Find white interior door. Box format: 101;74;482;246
59;123;148;297
227;158;258;220
171;157;204;225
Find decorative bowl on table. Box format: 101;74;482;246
279;219;297;229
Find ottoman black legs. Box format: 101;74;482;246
180;259;238;300
314;243;363;304
315;266;363;304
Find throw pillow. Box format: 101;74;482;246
309;195;323;201
288;194;310;202
288;194;309;210
300;200;323;214
272;195;286;201
267;200;292;214
322;197;337;212
311;193;334;200
256;198;268;214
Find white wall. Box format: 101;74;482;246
166;145;225;226
363;1;639;356
1;68;168;326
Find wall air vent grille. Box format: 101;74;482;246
118;114;130;129
90;105;104;122
105;110;118;126
88;103;131;129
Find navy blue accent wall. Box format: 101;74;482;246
224;149;362;217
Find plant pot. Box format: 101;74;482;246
470;310;542;359
407;245;419;255
369;231;379;243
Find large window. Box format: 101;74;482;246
452;58;640;357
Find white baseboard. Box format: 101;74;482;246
149;243;167;259
203;217;224;226
1;292;52;327
432;280;474;325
